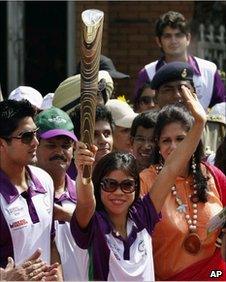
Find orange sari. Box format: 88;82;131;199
140;162;226;281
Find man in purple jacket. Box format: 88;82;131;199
136;11;226;111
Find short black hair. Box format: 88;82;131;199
0;99;36;139
70;105;113;140
130;110;158;138
93;151;140;211
155;11;190;38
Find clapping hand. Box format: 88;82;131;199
0;249;59;281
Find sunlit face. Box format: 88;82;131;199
36;136;74;176
94;120;113;163
156;81;194;108
101;169;135;218
113;126;132;152
158;122;187;161
1;117;39;166
138;88;158;113
156;27;191;57
131;126;154;170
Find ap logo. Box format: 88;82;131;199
209;270;223;278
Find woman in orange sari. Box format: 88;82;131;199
140;105;226;281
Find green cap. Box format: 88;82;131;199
35;107;77;141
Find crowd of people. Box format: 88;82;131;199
0;10;226;282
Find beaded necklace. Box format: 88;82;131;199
156;157;201;255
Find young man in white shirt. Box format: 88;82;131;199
0;99;58;280
136;11;226;111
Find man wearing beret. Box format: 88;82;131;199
150;61;195;108
136;11;226;111
151;61;226;156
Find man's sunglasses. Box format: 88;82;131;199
8;128;39;144
100;178;136;194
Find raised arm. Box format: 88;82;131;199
149;85;207;212
74;141;97;229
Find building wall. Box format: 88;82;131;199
75;1;195;102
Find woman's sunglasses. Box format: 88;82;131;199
8;128;39;144
100;178;136;194
139;96;155;105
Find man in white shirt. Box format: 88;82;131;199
0;99;58;280
35;106;87;281
136;11;226;111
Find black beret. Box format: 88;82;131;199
151;62;194;90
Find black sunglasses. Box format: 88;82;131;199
101;178;136;194
139;96;155;105
9;128;39;144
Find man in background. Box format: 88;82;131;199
130;110;158;172
105;99;138;153
136;11;225;111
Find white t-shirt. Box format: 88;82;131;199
70;194;160;281
54;175;88;281
0;165;54;266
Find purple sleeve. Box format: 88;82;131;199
134;68;151;99
209;71;226;108
130;194;161;234
70;211;110;280
70;211;97;249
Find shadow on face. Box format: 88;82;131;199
156;80;194;108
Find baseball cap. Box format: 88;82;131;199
53;71;114;114
35;107;77;141
99;55;130;79
151;62;194;90
41;93;54;110
76;55;130;79
8;86;43;109
105;99;138;128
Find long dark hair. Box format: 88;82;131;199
92;151;140;211
215;136;226;175
151;104;208;203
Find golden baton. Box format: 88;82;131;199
80;9;104;184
